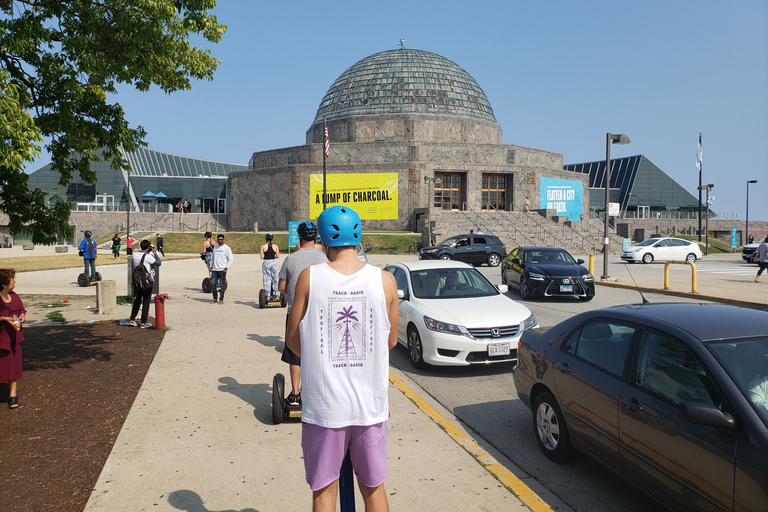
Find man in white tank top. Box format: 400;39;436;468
286;206;398;512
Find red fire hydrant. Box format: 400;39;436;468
154;293;170;329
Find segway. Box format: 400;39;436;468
259;289;286;309
272;373;302;424
202;277;222;294
77;271;102;287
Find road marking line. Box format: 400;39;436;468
389;372;555;512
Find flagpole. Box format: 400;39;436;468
323;116;327;210
697;134;702;242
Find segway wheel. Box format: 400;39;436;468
77;273;89;287
281;294;287;308
94;272;102;282
259;289;267;309
202;277;211;294
272;373;285;424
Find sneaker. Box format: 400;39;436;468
126;320;138;327
140;323;153;329
286;393;301;406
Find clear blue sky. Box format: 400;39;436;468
31;1;768;222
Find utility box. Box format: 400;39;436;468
96;280;117;315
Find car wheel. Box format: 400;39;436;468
439;254;453;261
685;253;697;263
407;327;428;369
519;276;529;300
642;253;654;264
487;253;501;267
533;391;573;462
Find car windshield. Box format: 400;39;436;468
437;236;464;247
637;239;660;247
410;267;498;299
524;249;577;265
707;337;768;427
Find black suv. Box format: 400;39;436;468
419;234;506;267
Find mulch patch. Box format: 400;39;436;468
0;319;164;512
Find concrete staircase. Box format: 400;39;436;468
432;210;625;256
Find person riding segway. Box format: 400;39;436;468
77;230;101;286
258;233;285;309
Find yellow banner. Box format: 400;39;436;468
309;173;399;220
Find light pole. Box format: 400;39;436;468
602;133;630;280
698;184;714;255
424;175;437;246
746;180;757;245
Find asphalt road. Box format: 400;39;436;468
389;262;715;512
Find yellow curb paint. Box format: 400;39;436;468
389;372;555;512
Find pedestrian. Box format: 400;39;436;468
286;206;398;512
260;233;280;300
176;200;183;214
277;222;327;406
430;227;438;246
201;231;214;279
210;234;233;304
524;196;531;213
0;268;25;409
748;234;755;245
155;233;165;257
125;234;135;255
469;229;474;235
475;227;484;235
754;236;768;283
128;240;161;328
78;230;97;283
111;233;121;260
183;199;190;213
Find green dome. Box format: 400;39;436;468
313;49;497;124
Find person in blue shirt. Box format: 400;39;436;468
78;231;98;282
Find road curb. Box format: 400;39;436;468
388;371;556;512
595;281;768;311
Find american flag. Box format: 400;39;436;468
696;133;702;171
324;120;330;158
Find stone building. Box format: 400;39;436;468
228;49;588;236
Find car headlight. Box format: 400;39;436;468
421;248;437;253
632;248;643;252
529;272;546;280
424;316;468;336
582;273;594;282
520;312;538;332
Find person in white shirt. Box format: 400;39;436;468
128;240;161;328
286;206;398;512
210;234;233;304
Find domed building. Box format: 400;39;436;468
228;49;587;239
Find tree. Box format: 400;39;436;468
0;0;226;244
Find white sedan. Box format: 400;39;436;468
621;237;702;264
384;260;537;368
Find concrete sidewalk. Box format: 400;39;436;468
14;254;538;512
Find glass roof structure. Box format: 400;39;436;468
313;49;497;124
123;147;245;177
565;154;700;214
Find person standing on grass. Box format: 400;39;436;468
0;268;25;409
111;233;121;260
128;240;160;329
155;233;165;257
754;236;768;283
125;235;135;255
286;206;398;512
210;234;233;304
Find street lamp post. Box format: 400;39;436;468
698;184;714;255
602;133;630;280
424;175;437;246
746;180;758;245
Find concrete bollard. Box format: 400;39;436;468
96;280;117;315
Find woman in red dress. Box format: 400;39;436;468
0;268;26;409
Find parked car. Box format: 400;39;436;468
514;302;768;512
384;260;537;368
621;237;702;264
742;242;760;264
419;234;506;267
501;246;595;301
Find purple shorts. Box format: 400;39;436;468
301;421;389;491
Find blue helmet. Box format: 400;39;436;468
318;206;362;247
265;233;273;241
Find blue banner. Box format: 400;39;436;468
288;221;300;248
731;226;737;248
540;178;583;222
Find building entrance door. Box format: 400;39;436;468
637;206;650;218
434;173;462;210
482;174;506;211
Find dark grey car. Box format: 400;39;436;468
419;234;506;267
514;303;768;512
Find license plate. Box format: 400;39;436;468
560;285;573;292
289;410;302;418
488;343;510;356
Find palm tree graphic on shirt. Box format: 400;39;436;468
335;305;359;358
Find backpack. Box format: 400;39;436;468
132;254;154;290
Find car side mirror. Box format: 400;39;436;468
397;289;405;299
577;259;585;265
497;284;508;293
677;402;735;430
